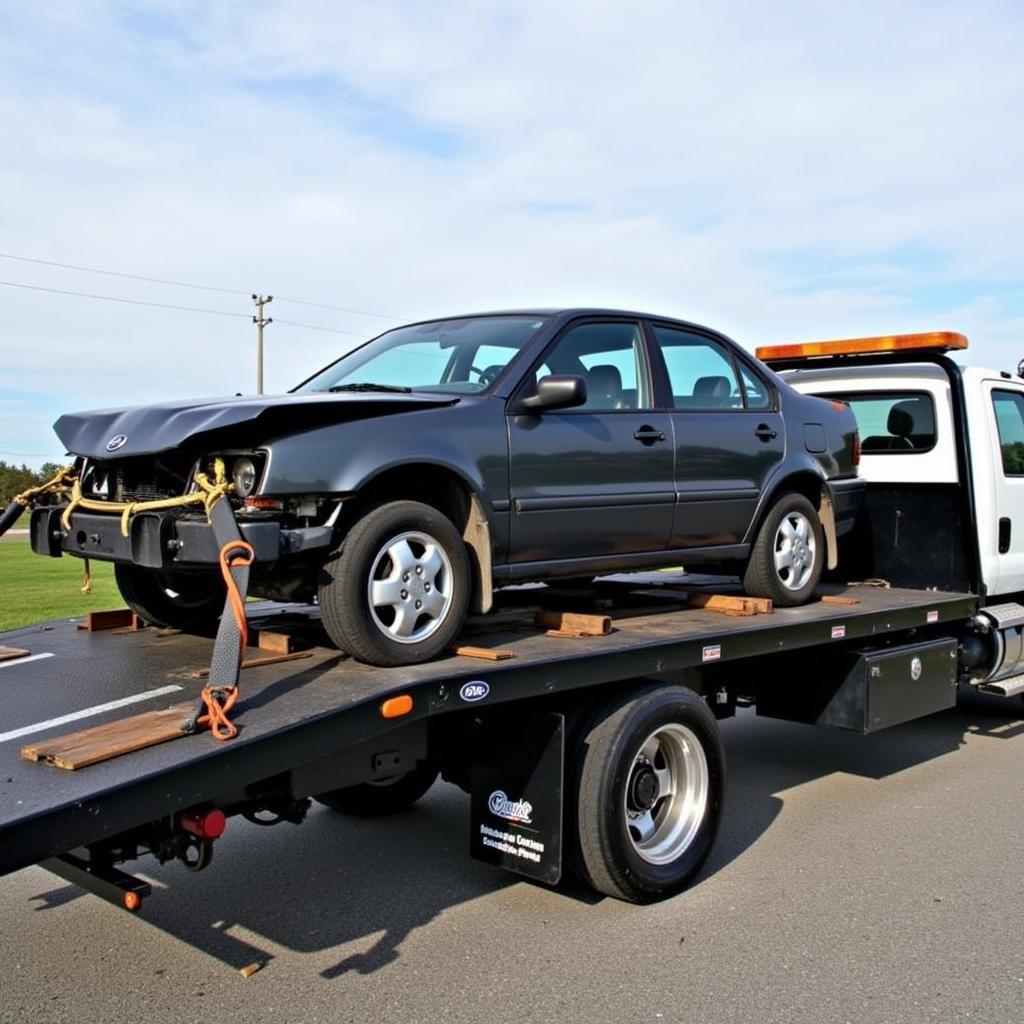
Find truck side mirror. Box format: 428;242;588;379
514;375;588;414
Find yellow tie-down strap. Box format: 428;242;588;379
59;458;235;537
14;458;235;538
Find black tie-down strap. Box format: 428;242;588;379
0;499;24;538
182;497;255;739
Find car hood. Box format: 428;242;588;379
54;391;459;459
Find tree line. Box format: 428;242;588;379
0;461;66;506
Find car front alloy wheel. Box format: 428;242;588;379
318;500;471;667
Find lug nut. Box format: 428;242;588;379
416;566;423;575
415;600;422;609
401;590;408;600
403;573;410;582
424;583;431;592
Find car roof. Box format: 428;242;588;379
401;308;732;334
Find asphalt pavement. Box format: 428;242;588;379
2;690;1023;1024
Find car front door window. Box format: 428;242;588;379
538;321;652;411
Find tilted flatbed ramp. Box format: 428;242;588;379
0;580;976;878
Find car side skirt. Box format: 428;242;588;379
496;544;750;583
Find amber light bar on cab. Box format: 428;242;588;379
756;331;969;364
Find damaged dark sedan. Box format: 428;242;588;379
32;309;864;665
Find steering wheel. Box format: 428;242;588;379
473;365;503;387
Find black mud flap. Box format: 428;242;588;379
469;712;564;885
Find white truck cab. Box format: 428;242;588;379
758;333;1024;603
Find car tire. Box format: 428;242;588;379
318;500;471;667
569;684;725;904
743;492;824;607
113;563;225;633
315;762;439;817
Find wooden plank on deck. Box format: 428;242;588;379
21;702;196;771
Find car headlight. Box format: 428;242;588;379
232;457;259;498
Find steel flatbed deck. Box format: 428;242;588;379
0;577;976;879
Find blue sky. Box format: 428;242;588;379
1;1;1023;466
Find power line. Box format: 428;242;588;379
275;317;365;337
0;251;404;321
0;252;240;296
0;279;249;318
0;278;367;335
272;295;401;320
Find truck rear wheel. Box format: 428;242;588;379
318;500;471;667
113;563;225;633
569;684;725;903
315;762;439;816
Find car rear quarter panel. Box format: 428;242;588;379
739;388;858;544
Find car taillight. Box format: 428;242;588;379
853;431;862;467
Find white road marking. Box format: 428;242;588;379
0;683;185;744
0;652;55;671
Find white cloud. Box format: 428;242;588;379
1;1;1023;464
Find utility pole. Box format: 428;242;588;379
252;294;273;394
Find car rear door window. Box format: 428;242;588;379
738;364;772;409
651;326;742;410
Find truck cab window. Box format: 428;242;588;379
822;392;937;453
992;390;1024;475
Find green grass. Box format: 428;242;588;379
0;539;122;632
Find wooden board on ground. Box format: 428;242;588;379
0;645;30;662
451;645;516;661
686;593;772;616
21;702;196;771
190;650;314;678
76;609;136;632
258;631;293;655
534;611;612;636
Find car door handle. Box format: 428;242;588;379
634;426;666;444
755;424;778;441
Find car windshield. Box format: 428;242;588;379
297;315;549;394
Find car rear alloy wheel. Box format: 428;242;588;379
318;500;471;666
773;509;817;592
743;491;824;607
570;684;725;903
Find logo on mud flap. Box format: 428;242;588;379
105;434;128;452
459;680;490;702
488;790;533;825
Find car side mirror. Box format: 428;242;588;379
515;375;587;414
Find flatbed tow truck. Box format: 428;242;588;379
1;331;1022;911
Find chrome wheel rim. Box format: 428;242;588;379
366;531;454;644
773;510;816;591
624;723;709;865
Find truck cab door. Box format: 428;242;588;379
983;383;1024;596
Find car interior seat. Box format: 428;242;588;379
862;397;934;451
586;364;627;408
692;375;732;407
